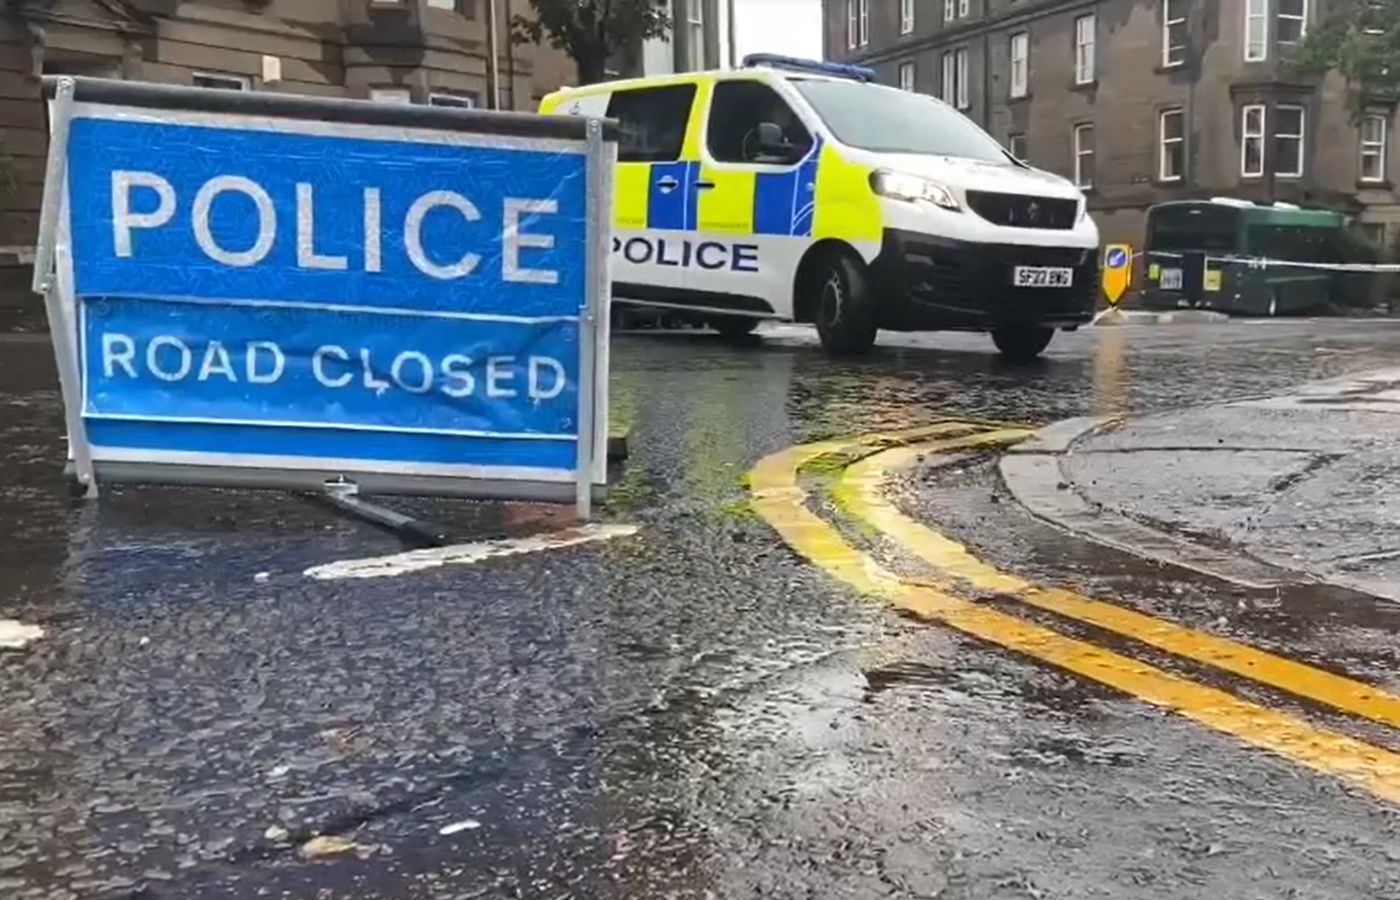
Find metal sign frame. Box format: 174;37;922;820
33;76;617;517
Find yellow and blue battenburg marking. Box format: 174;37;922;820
643;139;824;237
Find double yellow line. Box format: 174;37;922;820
749;422;1400;804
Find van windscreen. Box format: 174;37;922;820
792;79;1009;162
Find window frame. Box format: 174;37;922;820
1158;107;1186;182
1162;0;1187;68
1240;103;1267;178
1009;32;1029;99
1361;113;1388;183
428;91;478;108
369;87;412;104
1008;132;1027;161
898;60;916;92
941;51;956;104
1075;14;1096;85
857;0;869;46
192;71;250;91
955;47;970;110
1245;0;1269;62
688;0;706;68
1074;122;1095;190
944;0;955;22
1273;103;1306;178
900;0;914;35
958;0;970;16
1276;0;1307;47
847;0;858;50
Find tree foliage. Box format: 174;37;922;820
1297;0;1400;109
513;0;671;86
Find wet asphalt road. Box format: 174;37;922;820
4;319;1400;899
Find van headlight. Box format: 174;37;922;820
870;170;961;211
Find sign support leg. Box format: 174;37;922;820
34;78;97;498
575;117;607;521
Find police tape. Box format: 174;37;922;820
1138;250;1400;273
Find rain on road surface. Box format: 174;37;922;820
3;319;1400;899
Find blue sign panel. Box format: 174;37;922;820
61;108;596;484
1106;247;1129;269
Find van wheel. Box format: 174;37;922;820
813;254;877;356
991;326;1054;362
712;316;759;340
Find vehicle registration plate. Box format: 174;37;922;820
1013;266;1074;288
1159;267;1184;290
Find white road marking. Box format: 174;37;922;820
304;523;639;581
439;819;482;835
0;620;44;650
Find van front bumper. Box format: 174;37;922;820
867;229;1099;331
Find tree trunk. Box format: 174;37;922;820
575;51;608;85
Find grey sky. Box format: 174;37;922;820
733;0;824;60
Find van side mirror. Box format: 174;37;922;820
754;121;804;164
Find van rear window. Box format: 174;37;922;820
607;85;697;163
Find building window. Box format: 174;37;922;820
426;0;463;8
1163;0;1187;67
955;47;970;109
1246;0;1269;61
688;0;705;68
1074;124;1095;189
193;72;249;91
959;0;970;15
1274;104;1305;177
944;0;955;22
1277;0;1306;47
429;91;478;108
858;0;870;46
1009;32;1029;98
1361;222;1387;246
898;61;915;91
941;52;955;104
847;0;857;49
1241;104;1266;177
1159;108;1185;181
1361;114;1388;182
900;0;914;34
1009;133;1027;161
1075;15;1095;84
369;87;412;104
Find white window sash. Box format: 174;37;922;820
959;0;970;15
956;48;970;109
1275;105;1306;177
1361;115;1388;181
847;0;857;49
1246;0;1269;61
900;0;914;34
941;53;956;104
1159;110;1184;181
1278;0;1308;43
1162;0;1187;67
1074;125;1094;189
944;0;955;21
858;0;869;45
1010;34;1028;98
899;62;915;91
1076;16;1095;84
1241;104;1266;177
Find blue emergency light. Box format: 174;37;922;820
741;53;877;83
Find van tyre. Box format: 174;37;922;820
713;316;759;340
814;254;877;356
991;325;1054;362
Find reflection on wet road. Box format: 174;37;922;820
4;321;1400;898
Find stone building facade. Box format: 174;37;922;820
0;0;579;284
824;0;1400;249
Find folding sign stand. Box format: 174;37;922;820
32;77;616;520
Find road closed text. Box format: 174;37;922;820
97;333;569;402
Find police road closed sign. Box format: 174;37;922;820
36;78;614;507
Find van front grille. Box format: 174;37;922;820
966;191;1078;230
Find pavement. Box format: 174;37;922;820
1009;368;1400;602
6;318;1400;898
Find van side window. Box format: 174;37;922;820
707;80;813;165
606;85;696;162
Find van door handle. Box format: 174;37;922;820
694;181;716;190
656;175;679;193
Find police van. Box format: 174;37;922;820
540;54;1100;360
